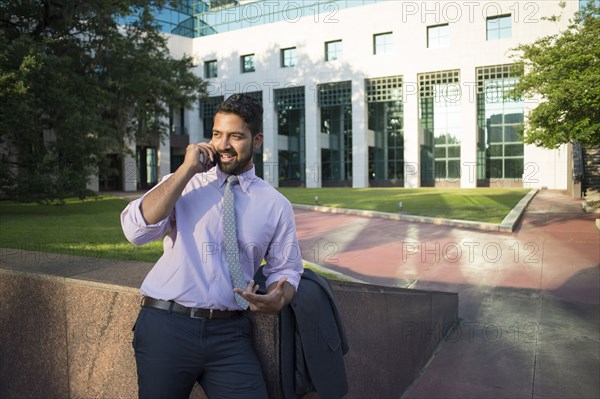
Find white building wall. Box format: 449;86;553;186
524;143;570;189
157;0;578;189
186;102;202;144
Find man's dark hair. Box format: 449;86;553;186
215;94;263;137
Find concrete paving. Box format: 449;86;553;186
106;188;599;398
294;190;600;399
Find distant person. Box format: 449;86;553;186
121;94;303;399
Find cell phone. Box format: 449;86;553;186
199;153;216;170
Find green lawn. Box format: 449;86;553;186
0;188;529;264
278;187;529;223
0;196;164;263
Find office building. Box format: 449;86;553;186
107;0;585;191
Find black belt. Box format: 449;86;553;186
142;297;242;320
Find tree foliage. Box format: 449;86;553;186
510;1;600;148
0;0;205;201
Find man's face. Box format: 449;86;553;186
211;112;263;175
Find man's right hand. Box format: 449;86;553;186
140;141;217;225
182;142;218;175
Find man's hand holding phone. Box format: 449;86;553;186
183;142;218;175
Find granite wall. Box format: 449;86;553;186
0;250;458;398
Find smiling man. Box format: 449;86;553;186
121;94;303;399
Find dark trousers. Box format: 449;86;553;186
132;307;268;399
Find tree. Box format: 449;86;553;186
510;1;600;148
0;0;205;201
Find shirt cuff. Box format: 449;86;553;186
265;268;303;292
131;197;170;229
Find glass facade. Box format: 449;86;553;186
319;82;352;183
201;95;224;139
151;1;207;38
486;15;511;40
476;64;524;181
367;76;404;183
151;1;383;38
419;70;461;184
275;87;306;184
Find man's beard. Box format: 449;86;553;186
218;145;254;175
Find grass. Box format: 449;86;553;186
0;196;353;279
0;196;164;263
277;187;530;223
0;188;529;265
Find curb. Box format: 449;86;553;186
293;189;539;233
499;188;539;231
302;259;367;283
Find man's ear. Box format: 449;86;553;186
253;133;264;149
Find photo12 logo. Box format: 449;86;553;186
401;240;540;264
398;2;541;24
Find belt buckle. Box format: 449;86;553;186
190;308;214;319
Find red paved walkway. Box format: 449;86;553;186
294;190;600;399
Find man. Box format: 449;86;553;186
121;94;303;399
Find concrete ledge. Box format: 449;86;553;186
499;189;539;231
0;251;458;398
293;189;538;233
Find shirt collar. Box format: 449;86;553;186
216;165;256;194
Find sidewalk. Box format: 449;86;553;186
294;190;600;399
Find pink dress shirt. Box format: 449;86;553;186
120;165;303;311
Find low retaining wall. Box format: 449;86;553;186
0;249;458;398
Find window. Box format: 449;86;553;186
418;70;462;182
318;82;352;182
476;64;524;180
204;60;217;78
427;24;449;48
241;54;255;73
367;76;404;182
276;86;306;183
373;32;393;55
325;40;342;61
486;15;511;40
281;47;297;68
201;96;224;139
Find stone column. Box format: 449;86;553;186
403;73;420;188
305;83;321;188
186;102;202;145
352;79;368;188
461;69;478;188
262;86;279;187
